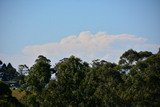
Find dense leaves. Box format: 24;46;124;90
0;62;19;81
80;60;124;106
39;49;160;107
1;49;160;107
25;55;51;92
123;54;160;106
41;56;89;106
119;49;153;73
0;81;22;106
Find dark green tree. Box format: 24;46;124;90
0;63;18;81
6;63;19;80
119;49;153;73
122;53;160;106
80;60;124;106
42;56;89;106
119;49;139;65
26;55;51;92
15;48;160;107
0;81;22;106
0;60;2;65
138;51;153;60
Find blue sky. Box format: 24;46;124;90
0;0;160;67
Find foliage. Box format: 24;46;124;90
0;62;19;81
119;49;153;72
0;81;22;107
80;60;124;106
41;56;89;106
122;54;160;106
1;49;160;107
25;55;51;92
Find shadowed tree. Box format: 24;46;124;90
80;60;124;107
0;81;22;106
119;49;153;73
42;56;89;106
0;60;2;65
122;53;160;106
19;49;160;107
0;63;18;81
26;55;51;92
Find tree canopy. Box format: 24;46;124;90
0;49;160;107
25;55;51;92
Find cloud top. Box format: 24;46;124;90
22;31;159;63
1;31;159;68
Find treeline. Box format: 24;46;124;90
0;49;160;107
0;61;18;81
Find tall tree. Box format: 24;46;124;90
26;55;51;92
42;56;89;106
122;53;160;106
119;49;153;73
0;63;18;81
80;60;124;106
6;63;18;80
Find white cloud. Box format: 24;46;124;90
1;31;160;68
22;31;159;62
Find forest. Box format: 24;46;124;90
0;49;160;107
